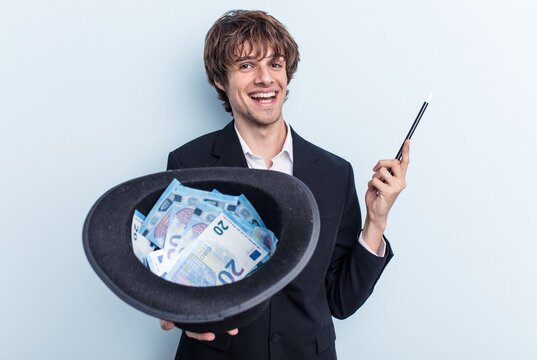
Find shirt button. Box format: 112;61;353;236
271;333;282;342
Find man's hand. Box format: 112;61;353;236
362;140;410;251
159;319;238;341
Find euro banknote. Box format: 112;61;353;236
141;181;242;248
131;210;156;265
155;201;241;277
173;201;222;255
145;249;172;277
134;178;278;285
165;212;270;286
234;194;265;228
139;179;180;248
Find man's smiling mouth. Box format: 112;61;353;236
249;91;277;104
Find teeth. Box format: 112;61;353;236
250;92;276;99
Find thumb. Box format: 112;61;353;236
159;319;175;331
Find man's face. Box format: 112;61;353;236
215;47;287;127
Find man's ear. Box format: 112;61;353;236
214;80;226;92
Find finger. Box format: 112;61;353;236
373;159;400;172
400;139;410;173
369;177;390;194
159;319;175;331
227;329;239;336
375;161;404;179
372;168;394;184
185;331;216;341
367;179;377;193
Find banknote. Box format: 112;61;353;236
195;186;238;212
141;180;239;248
162;185;238;248
234;194;265;228
145;249;172;277
227;213;277;277
162;203;195;251
148;201;222;275
252;226;278;258
165;212;270;286
231;213;277;256
172;201;222;255
137;180;277;284
139;179;180;248
213;191;272;252
131;210;157;265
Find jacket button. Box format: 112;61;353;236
271;333;282;342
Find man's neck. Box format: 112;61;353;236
234;118;287;168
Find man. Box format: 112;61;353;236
160;10;409;360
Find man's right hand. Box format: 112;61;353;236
159;319;239;341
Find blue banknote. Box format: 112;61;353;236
172;201;222;256
139;179;181;248
194;186;238;212
234;194;265;228
140;180;239;248
131;210;157;265
231;212;278;260
163;185;238;249
165;212;270;286
136;179;277;285
145;249;171;277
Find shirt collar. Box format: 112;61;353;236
234;121;294;163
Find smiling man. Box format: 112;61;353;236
161;10;410;360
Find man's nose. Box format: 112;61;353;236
254;65;274;85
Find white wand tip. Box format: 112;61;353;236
426;92;434;103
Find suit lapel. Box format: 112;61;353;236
212;122;322;199
291;127;321;199
212;121;249;168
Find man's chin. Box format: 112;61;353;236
253;116;283;128
238;111;283;128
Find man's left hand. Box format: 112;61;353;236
362;140;410;250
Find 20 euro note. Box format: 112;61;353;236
211;190;263;227
139;179;181;248
213;191;271;250
148;201;224;276
165;212;270;287
230;213;278;271
162;185;238;251
234;194;265;228
149;200;241;277
197;186;238;212
170;201;222;257
145;249;174;277
131;210;157;265
141;180;238;249
162;201;196;251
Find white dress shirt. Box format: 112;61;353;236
234;122;386;257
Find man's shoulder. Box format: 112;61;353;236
167;127;225;169
293;129;352;172
172;128;221;154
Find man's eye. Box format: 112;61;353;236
239;64;253;69
271;63;283;68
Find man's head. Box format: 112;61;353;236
204;10;300;118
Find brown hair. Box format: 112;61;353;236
204;10;300;113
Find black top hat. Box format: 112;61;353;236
83;167;320;333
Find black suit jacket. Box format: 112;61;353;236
167;121;393;360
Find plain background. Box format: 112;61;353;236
1;0;536;359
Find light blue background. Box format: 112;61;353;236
1;0;536;359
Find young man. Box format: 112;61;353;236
160;10;410;360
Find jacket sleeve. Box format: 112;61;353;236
324;162;393;319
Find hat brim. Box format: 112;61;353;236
83;167;320;333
